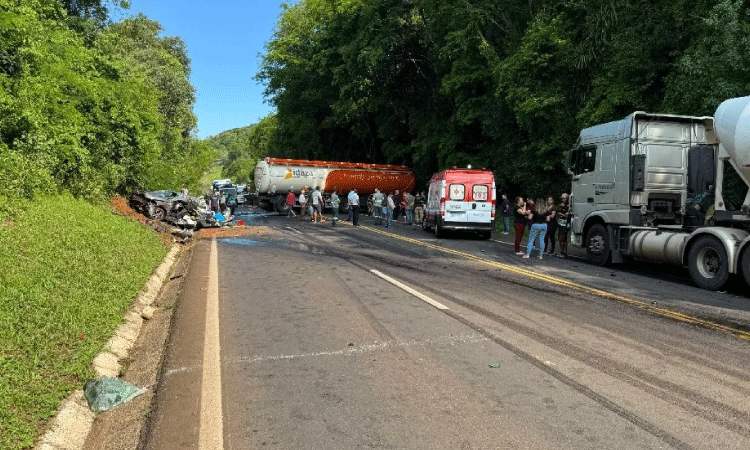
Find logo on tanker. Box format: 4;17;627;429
285;168;314;179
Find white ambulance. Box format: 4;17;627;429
422;168;496;239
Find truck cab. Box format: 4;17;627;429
569;113;717;265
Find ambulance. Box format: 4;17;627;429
422;168;496;239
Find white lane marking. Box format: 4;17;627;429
370;269;449;310
199;239;223;449
231;334;487;364
284;226;303;235
491;239;513;246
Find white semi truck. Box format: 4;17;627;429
569;95;750;290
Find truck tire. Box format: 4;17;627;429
688;235;729;290
274;196;287;213
435;218;443;239
741;248;750;289
585;223;611;266
480;231;491;240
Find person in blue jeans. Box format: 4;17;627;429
523;201;547;259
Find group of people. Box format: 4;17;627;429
370;189;416;228
499;192;571;260
286;186;332;224
284;187;418;229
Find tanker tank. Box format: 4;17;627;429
254;158;416;195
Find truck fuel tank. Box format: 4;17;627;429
628;229;688;266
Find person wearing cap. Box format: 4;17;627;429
556;193;571;257
372;189;384;225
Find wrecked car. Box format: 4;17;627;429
129;190;218;228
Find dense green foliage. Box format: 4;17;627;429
257;0;750;197
204;115;276;189
0;195;167;449
0;0;213;216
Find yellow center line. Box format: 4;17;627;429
357;225;750;341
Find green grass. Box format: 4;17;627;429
0;194;168;449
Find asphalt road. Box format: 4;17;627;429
144;214;750;449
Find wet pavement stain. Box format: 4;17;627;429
217;237;327;255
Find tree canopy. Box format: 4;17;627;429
0;0;212;216
255;0;750;198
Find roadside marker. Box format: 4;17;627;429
199;239;224;449
360;226;750;341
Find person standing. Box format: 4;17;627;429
404;191;415;225
500;194;511;234
350;189;360;225
330;188;340;227
386;193;395;228
524;201;547;259
299;188;308;221
556;193;571;258
311;186;323;223
392;190;402;222
371;189;384;225
286;189;296;218
209;190;221;213
513;197;528;255
543;196;557;254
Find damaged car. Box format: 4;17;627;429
129;190;218;228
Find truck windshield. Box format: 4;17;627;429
570;145;597;176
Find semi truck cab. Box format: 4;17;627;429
568;97;750;290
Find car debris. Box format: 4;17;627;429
129;190;219;229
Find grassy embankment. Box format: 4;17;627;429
0;195;168;450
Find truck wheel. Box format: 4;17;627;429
274;196;287;212
741;248;750;289
480;231;491;240
688;236;729;290
585;223;611;266
435;218;443;238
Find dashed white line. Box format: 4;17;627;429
370;269;449;310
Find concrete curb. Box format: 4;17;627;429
35;245;181;450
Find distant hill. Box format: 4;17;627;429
203;126;254;161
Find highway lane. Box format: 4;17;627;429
145;215;750;449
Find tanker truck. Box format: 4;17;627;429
569;95;750;291
251;157;416;213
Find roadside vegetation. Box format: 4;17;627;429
0;1;209;448
0;196;168;449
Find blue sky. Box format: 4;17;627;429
124;1;288;139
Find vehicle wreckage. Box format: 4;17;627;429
128;190;226;229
